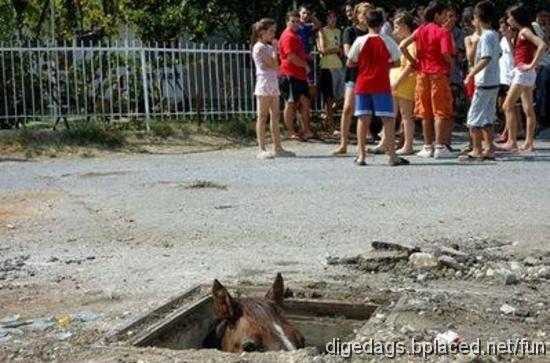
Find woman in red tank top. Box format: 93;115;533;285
514;35;536;66
501;5;548;153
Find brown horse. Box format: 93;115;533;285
205;273;305;353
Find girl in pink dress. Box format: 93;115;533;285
252;18;295;159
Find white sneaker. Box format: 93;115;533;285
257;151;274;160
416;145;434;158
434;145;458;159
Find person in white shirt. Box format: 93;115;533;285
495;17;520;145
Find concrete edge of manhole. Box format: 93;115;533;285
105;284;210;344
105;283;404;356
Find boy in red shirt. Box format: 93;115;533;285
278;10;314;141
348;9;409;166
400;0;456;159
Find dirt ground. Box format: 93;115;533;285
0;132;549;362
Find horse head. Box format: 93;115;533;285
209;273;305;353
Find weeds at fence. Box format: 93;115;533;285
201;117;256;142
0;117;259;158
17;121;125;149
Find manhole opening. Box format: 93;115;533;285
111;284;393;354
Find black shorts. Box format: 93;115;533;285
279;76;309;103
344;66;358;83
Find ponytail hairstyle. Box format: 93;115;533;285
251;18;277;48
394;10;416;32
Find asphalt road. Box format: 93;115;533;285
1;138;549;304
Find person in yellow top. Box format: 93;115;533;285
317;10;345;132
390;11;417;155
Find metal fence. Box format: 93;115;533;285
0;41;321;127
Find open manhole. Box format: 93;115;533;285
109;282;397;354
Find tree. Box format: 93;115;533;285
0;0;547;43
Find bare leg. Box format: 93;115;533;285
520;87;536;151
382;117;398;164
502;84;523;150
284;101;298;136
444;115;454;146
298;95;313;138
332;86;355;154
356;115;370;163
256;96;269;152
422;118;435;146
434;118;448;146
481;126;494;157
268;96;285;153
469;127;483;157
396;97;415;154
376;125;386;150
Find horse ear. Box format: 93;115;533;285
265;273;284;307
212;279;235;320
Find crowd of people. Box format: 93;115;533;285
250;1;549;164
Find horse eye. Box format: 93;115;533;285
242;342;257;352
242;342;263;352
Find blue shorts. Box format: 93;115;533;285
355;93;394;118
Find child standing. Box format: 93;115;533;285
400;0;456;159
502;4;548;152
390;11;417;155
251;18;295;159
496;17;518;144
317;10;345;133
279;10;315;141
332;2;373;155
461;0;500;161
348;9;409;166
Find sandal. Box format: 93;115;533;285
301;131;316;141
494;146;517;153
290;133;304;141
495;132;508;144
389;157;410;166
331;147;347;155
396;148;415;156
275;149;296;157
354;157;367;166
458;154;483;162
369;146;385;155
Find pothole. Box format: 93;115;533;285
109;283;398;355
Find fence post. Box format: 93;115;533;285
140;45;150;131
